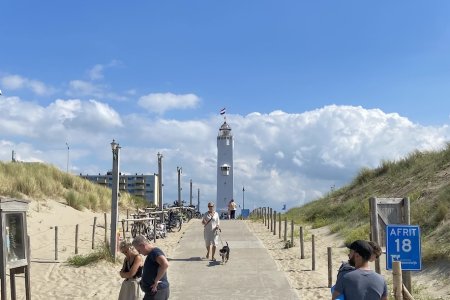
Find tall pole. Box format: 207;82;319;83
242;186;245;210
157;153;163;211
197;188;200;212
177;167;182;206
110;139;120;260
65;142;70;173
190;179;193;206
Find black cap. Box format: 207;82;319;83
348;240;372;261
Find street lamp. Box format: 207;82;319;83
177;166;182;206
242;186;245;210
110;139;120;260
65;142;70;173
157;152;163;211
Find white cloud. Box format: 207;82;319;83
138;92;201;114
1;74;55;96
1;101;449;210
87;60;122;81
66;80;127;101
88;65;105;80
67;80;103;97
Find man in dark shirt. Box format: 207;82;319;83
132;235;170;300
332;240;387;300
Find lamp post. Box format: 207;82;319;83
157;153;164;211
65;142;70;173
197;188;200;213
110;139;120;260
242;186;245;210
177;167;182;206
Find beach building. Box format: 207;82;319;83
80;173;159;205
216;120;234;214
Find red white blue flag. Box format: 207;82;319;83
220;108;226;115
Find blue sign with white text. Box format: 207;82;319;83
386;225;421;271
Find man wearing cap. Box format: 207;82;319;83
332;240;387;300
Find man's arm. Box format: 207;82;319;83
331;290;341;300
150;255;169;292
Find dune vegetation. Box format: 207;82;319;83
0;161;147;211
284;143;450;263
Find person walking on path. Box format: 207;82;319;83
118;241;143;300
132;235;170;300
332;240;387;300
228;199;238;219
202;202;220;260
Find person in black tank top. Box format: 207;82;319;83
118;241;144;300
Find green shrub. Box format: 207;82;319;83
67;243;115;266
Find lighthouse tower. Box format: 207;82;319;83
216;119;234;214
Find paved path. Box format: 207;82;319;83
168;219;300;300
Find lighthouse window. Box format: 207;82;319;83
220;165;230;176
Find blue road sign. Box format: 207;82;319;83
386;225;421;271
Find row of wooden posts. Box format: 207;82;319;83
51;206;191;261
53;214;109;260
252;207;415;300
252;207;327;281
53;211;146;260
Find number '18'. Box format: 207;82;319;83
395;238;412;252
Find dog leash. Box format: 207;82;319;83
216;228;225;247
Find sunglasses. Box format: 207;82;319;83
208;206;214;208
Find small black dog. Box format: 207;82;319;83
219;242;230;264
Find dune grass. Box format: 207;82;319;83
282;144;450;263
67;242;116;266
0;161;147;211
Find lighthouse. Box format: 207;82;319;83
216;119;234;215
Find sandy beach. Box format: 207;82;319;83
8;200;450;299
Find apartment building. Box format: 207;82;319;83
80;172;159;206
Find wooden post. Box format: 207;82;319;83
267;208;270;230
25;236;31;300
269;208;273;232
55;226;58;261
312;234;315;270
403;197;412;294
393;261;403;300
300;226;305;259
126;209;129;232
273;211;276;235
10;268;16;300
290;220;294;248
370;197;381;274
104;212;108;245
327;247;332;288
92;216;97;249
278;213;281;239
263;207;266;225
284;218;287;242
122;220;126;241
153;218;156;243
75;224;79;254
402;284;414;300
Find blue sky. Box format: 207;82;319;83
1;1;450;211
